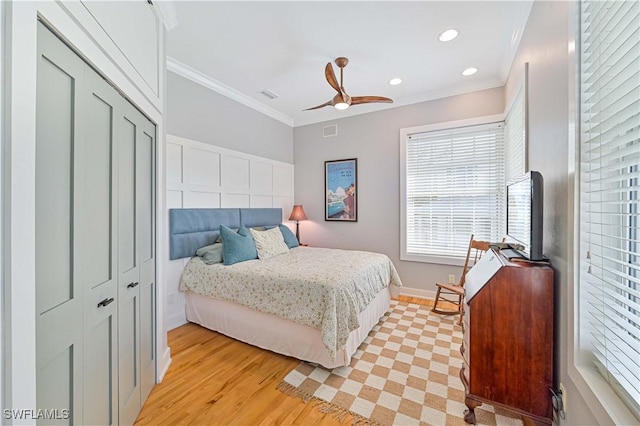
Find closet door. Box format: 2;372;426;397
36;22;86;425
80;69;120;426
137;113;156;403
118;101;156;426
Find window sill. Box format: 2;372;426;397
400;253;465;266
568;364;638;426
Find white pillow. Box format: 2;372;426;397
249;227;289;260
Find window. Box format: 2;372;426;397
504;85;526;183
579;0;640;418
401;119;505;264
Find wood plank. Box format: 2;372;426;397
136;295;436;424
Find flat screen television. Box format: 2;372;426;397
506;171;544;261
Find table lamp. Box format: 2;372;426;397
288;205;308;242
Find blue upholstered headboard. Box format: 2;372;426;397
169;208;283;260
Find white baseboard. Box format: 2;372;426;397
157;346;172;382
397;287;436;300
167;312;187;331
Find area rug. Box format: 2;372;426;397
277;300;523;426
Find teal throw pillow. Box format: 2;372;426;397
279;224;299;248
220;225;258;265
195;243;223;264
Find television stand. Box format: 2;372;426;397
499;248;523;259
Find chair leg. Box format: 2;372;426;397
457;293;463;325
432;286;443;312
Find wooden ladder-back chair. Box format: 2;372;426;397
432;235;492;324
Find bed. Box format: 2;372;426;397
170;208;402;368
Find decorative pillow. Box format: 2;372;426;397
215;226;266;243
195;243;223;265
279;224;300;248
219;225;258;265
250;227;290;260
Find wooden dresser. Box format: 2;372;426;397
460;248;554;425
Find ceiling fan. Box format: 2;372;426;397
304;57;393;111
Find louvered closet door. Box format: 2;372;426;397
118;100;156;426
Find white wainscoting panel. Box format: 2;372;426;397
221;155;250;192
250;161;273;195
185;147;220;187
165;134;295;330
166;143;183;184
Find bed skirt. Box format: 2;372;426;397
185;286;395;368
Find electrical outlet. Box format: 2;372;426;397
168;293;175;305
448;274;456;284
559;382;567;413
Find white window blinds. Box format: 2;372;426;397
504;87;526;183
403;122;505;261
580;0;640;417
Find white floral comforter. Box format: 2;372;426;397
179;247;403;359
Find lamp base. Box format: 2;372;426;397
295;221;300;243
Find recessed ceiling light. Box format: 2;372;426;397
438;29;459;42
462;67;478;76
388;78;403;86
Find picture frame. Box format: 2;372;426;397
324;158;357;222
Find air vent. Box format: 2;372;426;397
258;89;279;100
323;124;338;138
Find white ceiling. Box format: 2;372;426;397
166;1;533;127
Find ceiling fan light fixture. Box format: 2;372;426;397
438;29;459;42
388;78;403;86
334;102;350;110
462;67;478;76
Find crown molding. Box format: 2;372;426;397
166;57;294;127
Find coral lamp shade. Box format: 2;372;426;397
288;205;308;221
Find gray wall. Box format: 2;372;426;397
505;1;599;424
293;87;504;291
167;72;294;163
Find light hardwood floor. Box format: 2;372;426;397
135;295;436;425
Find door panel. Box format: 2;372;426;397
81;66;120;426
37;345;74;426
82;91;113;287
119;118;137;274
36;54;74;314
36;22;85;424
83;315;115;425
138;125;156;400
118;103;142;426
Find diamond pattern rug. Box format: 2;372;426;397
277;300;523;426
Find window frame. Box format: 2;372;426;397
568;1;640;424
400;114;504;266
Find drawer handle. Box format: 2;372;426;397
127;282;139;289
97;297;115;308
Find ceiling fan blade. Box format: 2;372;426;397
324;63;342;94
351;96;393;105
303;100;333;111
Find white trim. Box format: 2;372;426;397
167;56;294;127
567;1;638;424
167;312;187;332
157;347;172;383
398;287;436;301
400;114;504;138
154;1;178;31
